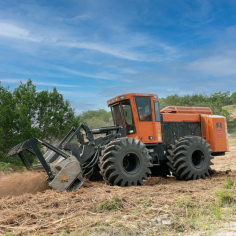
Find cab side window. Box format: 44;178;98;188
154;101;161;122
135;97;152;121
121;100;136;134
111;104;123;126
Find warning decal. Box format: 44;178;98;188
157;130;162;141
216;122;223;138
216;122;222;130
217;130;223;138
61;174;69;182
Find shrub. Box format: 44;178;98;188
0;162;11;172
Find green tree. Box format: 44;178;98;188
13;80;39;141
37;88;78;140
0;85;18;157
0;79;78;167
231;92;236;104
79;109;113;129
160;92;232;118
159;91;236;134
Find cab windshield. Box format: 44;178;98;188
135;97;152;121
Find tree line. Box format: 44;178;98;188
0;80;235;169
159;92;236;133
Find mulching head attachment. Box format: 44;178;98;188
5;138;84;192
5;124;125;191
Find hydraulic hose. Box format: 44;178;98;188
82;148;99;169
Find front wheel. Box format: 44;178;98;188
166;136;214;180
99;138;152;186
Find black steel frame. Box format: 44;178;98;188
5;123;126;180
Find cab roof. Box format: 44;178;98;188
107;93;159;106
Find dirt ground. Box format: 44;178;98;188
212;137;236;171
0;138;236;235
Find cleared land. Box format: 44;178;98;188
223;105;236;119
0;138;236;235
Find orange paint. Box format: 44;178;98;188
200;115;229;152
107;93;229;153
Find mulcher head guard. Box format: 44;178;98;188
5;124;125;192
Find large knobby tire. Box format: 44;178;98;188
99;138;152;186
166;136;214;180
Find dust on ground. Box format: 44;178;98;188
0;172;49;198
0;138;236;235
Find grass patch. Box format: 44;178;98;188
177;195;193;209
224;177;236;189
5;233;13;236
229;139;236;143
174;200;225;233
98;197;122;212
215;177;236;206
142;201;152;207
0;162;11;172
216;189;235;206
173;178;236;234
213;206;222;220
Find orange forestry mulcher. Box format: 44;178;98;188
6;93;229;192
106;93;229;182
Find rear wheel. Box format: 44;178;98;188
166;136;214;180
99;138;152;186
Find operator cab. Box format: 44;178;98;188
107;93;162;144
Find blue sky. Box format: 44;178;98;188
0;0;236;114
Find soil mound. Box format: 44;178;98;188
0;172;49;198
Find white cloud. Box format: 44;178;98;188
0;78;80;87
57;14;91;23
58;90;97;97
0;22;178;62
0;78;28;83
55;66;117;80
58;41;154;62
34;81;80;87
0;22;42;42
188;55;236;76
0;23;29;38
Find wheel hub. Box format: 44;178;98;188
122;153;140;174
191;149;205;169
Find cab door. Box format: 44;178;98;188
134;96;156;143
